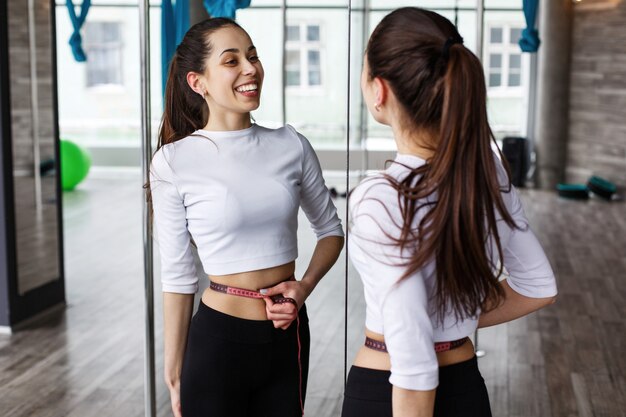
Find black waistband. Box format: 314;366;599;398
193;301;307;344
345;355;483;400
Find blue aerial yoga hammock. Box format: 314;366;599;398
203;0;251;19
162;0;190;95
66;0;91;62
519;0;540;52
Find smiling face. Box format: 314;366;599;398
194;26;264;121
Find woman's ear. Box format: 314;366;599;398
186;71;206;97
373;76;388;107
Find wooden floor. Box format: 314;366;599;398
0;177;624;417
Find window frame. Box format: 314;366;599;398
485;22;526;98
285;20;324;95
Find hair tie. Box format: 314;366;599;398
442;35;464;61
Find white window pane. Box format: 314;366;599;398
86;21;121;44
308;70;321;86
308;50;320;67
489;53;502;69
508;73;521;87
287;25;299;41
103;23;121;42
286;50;300;67
287;70;300;86
85;21;123;87
509;54;521;69
510;28;522;45
85;23;99;43
489;73;501;87
307;25;320;41
490;27;502;44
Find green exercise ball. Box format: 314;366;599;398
60;139;91;191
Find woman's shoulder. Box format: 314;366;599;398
252;123;299;139
256;123;312;143
350;173;399;219
150;135;207;176
156;132;218;156
352;172;392;198
153;134;204;156
256;124;316;160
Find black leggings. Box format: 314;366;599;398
341;356;492;417
180;301;310;417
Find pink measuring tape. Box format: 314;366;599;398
209;277;305;416
364;336;470;353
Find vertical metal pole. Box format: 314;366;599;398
474;0;486;358
139;1;156;416
525;52;538;182
27;0;42;215
475;0;485;61
344;0;352;386
281;0;287;125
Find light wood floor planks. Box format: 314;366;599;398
477;190;626;417
0;178;624;417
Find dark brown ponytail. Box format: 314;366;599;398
364;7;518;322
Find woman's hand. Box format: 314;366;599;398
261;280;311;329
167;381;182;417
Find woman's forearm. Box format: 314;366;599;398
392;386;435;417
478;279;556;328
163;292;194;388
300;235;344;296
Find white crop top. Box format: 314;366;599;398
349;153;557;391
150;124;344;294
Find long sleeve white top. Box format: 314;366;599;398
150;124;344;294
349;153;557;391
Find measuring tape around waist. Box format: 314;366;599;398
364;336;470;353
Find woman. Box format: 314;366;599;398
342;8;557;417
149;18;344;417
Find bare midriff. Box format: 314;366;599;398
201;261;296;321
353;327;476;371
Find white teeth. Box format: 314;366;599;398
236;83;257;92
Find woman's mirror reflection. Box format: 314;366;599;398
148;18;344;417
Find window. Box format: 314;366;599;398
285;22;322;90
84;21;123;87
486;24;524;90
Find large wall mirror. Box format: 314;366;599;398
139;0;532;415
52;0;529;413
0;0;64;328
10;0;63;296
